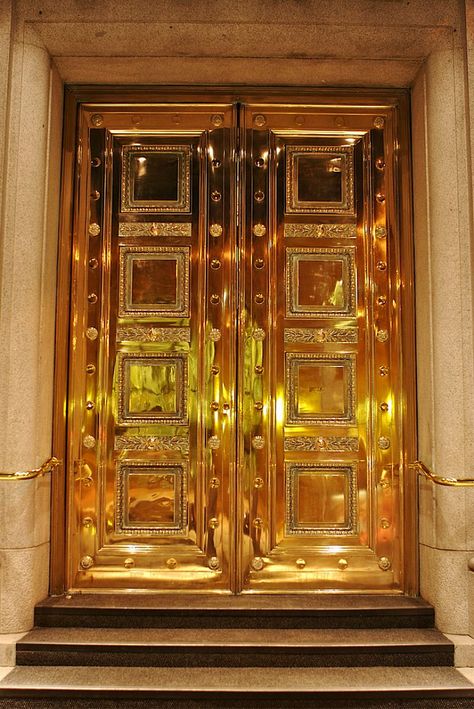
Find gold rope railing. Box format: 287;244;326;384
0;456;61;481
410;460;474;487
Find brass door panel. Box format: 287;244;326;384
64;97;413;593
238;104;407;592
68;105;237;590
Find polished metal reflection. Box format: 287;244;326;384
62;97;412;595
286;247;356;318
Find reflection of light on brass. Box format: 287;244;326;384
276;395;285;426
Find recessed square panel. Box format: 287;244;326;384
121;145;191;213
286;145;354;214
286;247;356;318
286;353;356;426
119;246;190;318
286;462;358;535
117;352;188;426
116;460;187;535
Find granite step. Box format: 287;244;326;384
35;593;435;629
1;665;473;707
15;626;454;667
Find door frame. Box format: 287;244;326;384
51;85;416;595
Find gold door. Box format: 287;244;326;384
63;95;414;594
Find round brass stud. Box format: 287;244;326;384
253;517;263;529
90;113;104;127
334;116;345;128
254;190;265;203
90;190;101;201
252;436;265;450
376;260;387;271
209;223;223;238
222;402;231;412
124;558;135;569
209;517;219;529
251;556;264;571
210;401;219;411
254;293;265;304
254;365;264;374
254;258;265;269
211;114;224;127
85;364;96;374
86;327;98;341
210;477;220;488
378;556;391;571
211;365;220;375
208;556;220;570
210;294;220;305
376;329;389;342
379;366;389;376
378;436;391;450
80;555;94;570
82;517;93;528
210;259;221;270
85;401;95;410
254;477;264;489
82;476;93;488
296;558;306;569
375;226;387;239
91;157;101;168
380;518;391;529
89;258;99;269
374;116;385;129
253;328;266;341
254;401;264;411
211;158;221;168
88;223;101;237
376;193;386;203
338;558;348;570
253;223;267;237
208;435;220;450
83;434;96;449
255;157;265;168
88;293;98;304
167;558;177;569
211;190;222;202
377;295;387;305
254;114;267;127
375;158;386;170
295;115;305;126
380;402;389;412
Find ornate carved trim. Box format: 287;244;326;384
284;223;357;239
115;435;189;454
118;222;192;237
116;326;191;343
285;436;359;452
285;327;358;344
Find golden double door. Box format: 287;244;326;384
63;94;415;594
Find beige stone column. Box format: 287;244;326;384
0;22;62;632
412;42;474;634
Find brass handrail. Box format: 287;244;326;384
0;456;61;481
410;460;474;487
